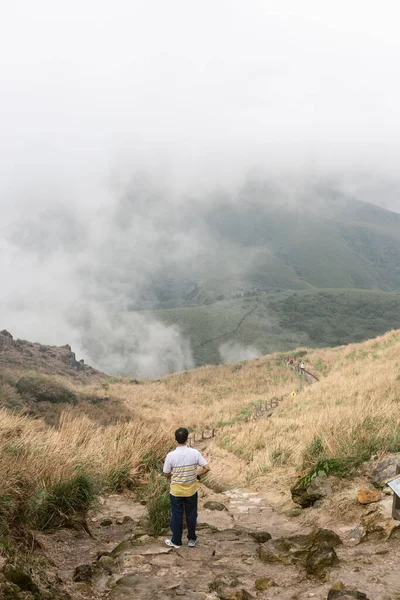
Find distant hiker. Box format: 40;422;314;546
288;357;294;366
300;362;305;374
163;427;210;548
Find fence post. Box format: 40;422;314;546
392;463;400;520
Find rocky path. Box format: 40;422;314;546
33;479;400;600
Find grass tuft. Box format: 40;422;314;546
145;472;170;536
28;471;99;530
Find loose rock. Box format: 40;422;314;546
110;539;135;558
285;508;302;517
218;590;255;600
246;529;272;543
361;506;400;539
255;577;277;590
346;525;366;547
357;488;382;504
209;573;239;592
305;545;339;576
291;473;332;507
327;590;369;599
100;518;113;526
203;501;228;511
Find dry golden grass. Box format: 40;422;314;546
0;409;171;538
102;357;302;430
0;410;170;489
1;328;400;533
210;330;400;487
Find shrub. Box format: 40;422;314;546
105;464;133;492
145;472;170;536
28;471;99;530
15;375;77;404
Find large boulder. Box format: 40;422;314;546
291;473;332;507
258;528;341;577
360;505;400;540
369;454;400;488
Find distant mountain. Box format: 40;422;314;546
145;288;400;367
128;183;400;367
134;182;400;309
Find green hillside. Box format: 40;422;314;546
121;186;400;368
134;185;400;311
142;289;400;366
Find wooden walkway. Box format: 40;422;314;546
188;366;319;445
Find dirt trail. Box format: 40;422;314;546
197;302;259;349
39;479;400;600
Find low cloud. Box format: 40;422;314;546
219;342;261;364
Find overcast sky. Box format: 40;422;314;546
1;1;400;375
1;1;400;195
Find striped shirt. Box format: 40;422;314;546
163;446;208;497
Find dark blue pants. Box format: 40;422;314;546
170;492;198;546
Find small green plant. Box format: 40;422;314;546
145;472;170;536
314;357;327;374
302;435;326;468
141;447;168;472
296;458;346;491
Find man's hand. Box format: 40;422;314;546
197;464;210;479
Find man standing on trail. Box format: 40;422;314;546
300;362;305;374
163;427;210;548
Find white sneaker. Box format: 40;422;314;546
188;539;197;547
164;539;181;549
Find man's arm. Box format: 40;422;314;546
163;454;172;478
197;463;210;478
196;450;210;478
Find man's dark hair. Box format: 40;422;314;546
175;427;189;444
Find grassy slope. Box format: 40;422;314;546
196;189;400;297
0;329;400;539
133;191;400;311
146;289;400;366
108;329;400;491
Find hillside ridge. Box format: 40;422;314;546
0;329;106;381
